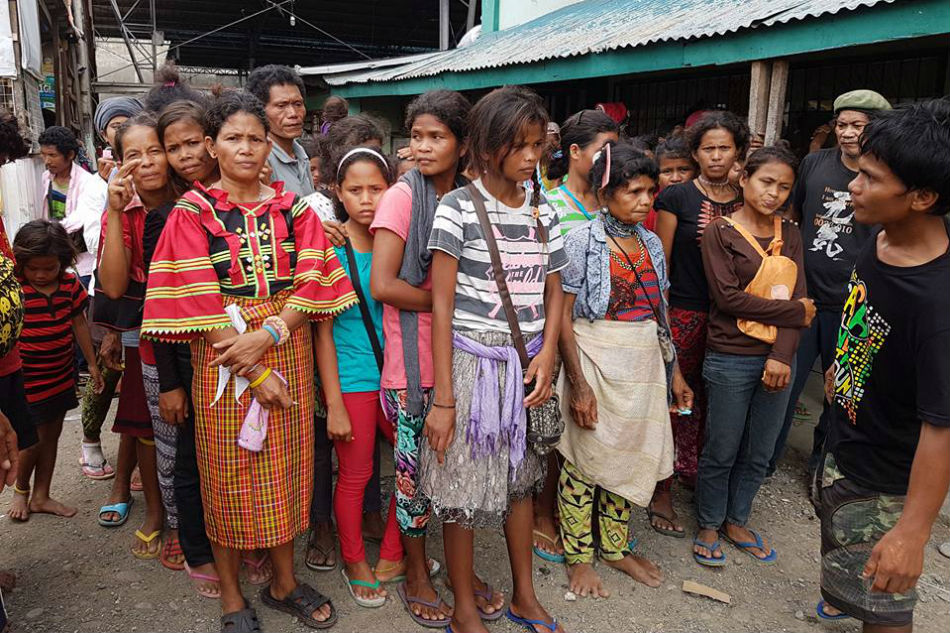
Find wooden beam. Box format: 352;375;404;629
765;59;789;145
748;60;771;138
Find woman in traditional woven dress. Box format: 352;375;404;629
142;90;356;632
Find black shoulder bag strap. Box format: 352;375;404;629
606;233;662;324
342;238;384;372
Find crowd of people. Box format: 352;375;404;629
0;62;947;633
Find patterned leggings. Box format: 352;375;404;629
558;460;632;565
383;388;432;537
80;364;123;442
142;363;179;529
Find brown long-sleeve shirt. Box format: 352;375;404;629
701;216;807;365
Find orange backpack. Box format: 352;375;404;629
721;214;798;344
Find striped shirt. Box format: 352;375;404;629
545;185;594;236
18;272;87;405
606;250;661;323
428;179;569;334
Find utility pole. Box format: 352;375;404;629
439;0;450;51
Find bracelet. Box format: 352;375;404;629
249;367;273;389
432;402;456;409
261;324;280;344
262;316;290;346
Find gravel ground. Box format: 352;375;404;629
2;379;948;632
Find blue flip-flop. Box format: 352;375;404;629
98;498;134;527
627;536;639;552
692;537;727;567
816;600;850;621
506;608;558;632
532;530;566;564
721;528;777;564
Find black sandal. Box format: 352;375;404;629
260;583;338;630
220;602;261;633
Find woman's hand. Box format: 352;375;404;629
322;220;347;248
824;365;835;403
524;349;555;408
210;329;274;375
423;405;455;465
568;380;598;430
762;359;792;392
799;297;817;327
251;371;293;410
107;159;141;213
98;156;116;182
670;364;695;414
326;404;353;442
98;330;123;371
159;387;189;425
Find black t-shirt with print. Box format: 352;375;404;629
792;148;873;311
654;181;741;312
827;224;950;495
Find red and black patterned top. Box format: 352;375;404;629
18;272;87;404
605;249;661;323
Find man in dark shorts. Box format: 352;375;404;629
818;98;950;632
770;89;891;476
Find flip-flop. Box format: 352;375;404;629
341;567;386;608
305;531;336;572
241;552;273;586
720;528;777;564
375;557;441;584
184;563;221;599
78;453;115;480
396;582;451;629
692;537;727;567
474;583;505;621
646;506;686;539
816;600;849;621
160;535;185;571
131;529;162;560
98;498;134;527
130;467;143;492
506;607;559;632
532;529;566;563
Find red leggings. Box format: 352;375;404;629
333;390;403;564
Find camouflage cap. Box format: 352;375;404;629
833;90;892;115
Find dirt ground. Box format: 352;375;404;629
1;377;948;633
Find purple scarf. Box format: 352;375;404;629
452;331;544;475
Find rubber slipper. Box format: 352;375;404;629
160;535;185;571
532;529;566;563
131;529;162;560
396;582;451;629
692;538;727;567
816;599;849;621
78;453;115;480
130;467;143;492
241;552;273;586
305;531;336;572
341;567;386;608
506;607;558;632
98;498;134;527
184;563;221;599
375;557;441;584
647;506;686;538
474;582;505;621
259;583;337;629
720;528;777;564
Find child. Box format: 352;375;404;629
557;142;692;598
643;135;696;235
817;98;950;630
694;147;815;567
7;220;102;521
369;89;471;626
315;147;403;607
423;85;566;633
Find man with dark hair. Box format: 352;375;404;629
770;89;892;475
246;64;314;196
817;98;950;632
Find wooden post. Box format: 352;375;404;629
748;60;771;139
765;59;789;145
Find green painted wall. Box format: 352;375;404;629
336;0;948;99
482;0;500;33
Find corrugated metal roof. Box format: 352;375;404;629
315;0;895;86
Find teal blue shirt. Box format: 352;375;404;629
332;245;383;393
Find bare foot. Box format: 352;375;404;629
362;510;385;543
29;496;77;518
449;611;489;633
648;489;684;535
693;528;725;563
345;560;386;601
306;522;336;569
507;597;564;633
603;554;663;587
567;561;609;598
723;523;773;560
533;513;564;557
7;488;29;521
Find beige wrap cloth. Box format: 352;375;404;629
556;318;674;507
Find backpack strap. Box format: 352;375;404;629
769;214;784;257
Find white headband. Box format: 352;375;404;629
337;147;390;180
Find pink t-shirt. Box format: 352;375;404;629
369;182;434;390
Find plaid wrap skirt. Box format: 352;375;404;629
191;293;315;550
